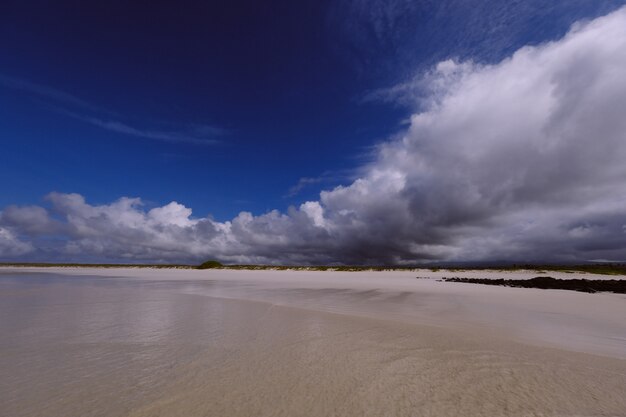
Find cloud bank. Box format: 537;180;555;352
2;7;626;264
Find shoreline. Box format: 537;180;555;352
3;266;625;359
2;267;625;416
3;278;625;416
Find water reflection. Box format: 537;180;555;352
0;273;232;417
1;271;626;417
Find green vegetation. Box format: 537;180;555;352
197;260;224;269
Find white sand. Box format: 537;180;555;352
2;267;625;416
6;267;626;358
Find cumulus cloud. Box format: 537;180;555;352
0;227;33;257
2;7;626;264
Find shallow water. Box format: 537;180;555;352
1;271;625;416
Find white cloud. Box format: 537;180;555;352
2;7;626;264
0;227;33;257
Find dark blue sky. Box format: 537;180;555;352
2;0;623;221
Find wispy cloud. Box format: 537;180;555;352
0;73;224;146
0;73;107;114
285;170;353;198
361;59;477;109
330;0;623;88
286;177;326;198
55;107;220;146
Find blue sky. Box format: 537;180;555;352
2;1;626;264
2;0;621;219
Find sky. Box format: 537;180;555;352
1;0;626;264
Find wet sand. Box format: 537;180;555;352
1;268;625;416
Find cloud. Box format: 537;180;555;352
0;73;106;113
0;227;34;257
329;0;623;79
56;108;221;146
286;177;326;197
285;170;351;198
2;7;626;264
1;74;225;146
361;59;476;107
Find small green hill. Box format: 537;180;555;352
197;260;224;269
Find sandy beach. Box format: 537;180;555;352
1;267;625;416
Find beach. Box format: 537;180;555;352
1;267;625;416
